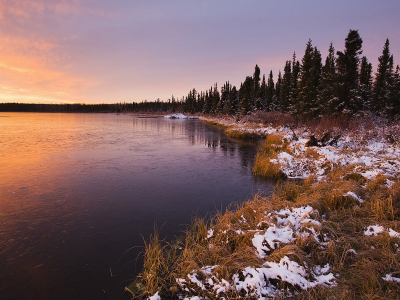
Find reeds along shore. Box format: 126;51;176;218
132;112;400;300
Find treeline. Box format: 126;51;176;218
175;29;399;119
0;102;135;113
1;30;398;118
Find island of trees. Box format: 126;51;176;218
1;30;399;119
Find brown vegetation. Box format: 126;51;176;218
131;170;400;299
131;113;400;299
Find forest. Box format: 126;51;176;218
1;30;399;119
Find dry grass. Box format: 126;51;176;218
224;126;262;139
252;154;288;179
132;114;400;299
252;134;291;179
133;169;400;299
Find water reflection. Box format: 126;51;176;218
0;113;272;300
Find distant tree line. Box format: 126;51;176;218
1;30;399;119
0;102;136;113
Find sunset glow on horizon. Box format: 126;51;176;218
1;0;399;104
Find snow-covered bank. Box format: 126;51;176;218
164;113;198;119
200;114;400;181
173;205;336;300
135;114;400;300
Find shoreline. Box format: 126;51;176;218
133;112;400;300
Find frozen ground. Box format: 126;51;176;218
200;116;400;181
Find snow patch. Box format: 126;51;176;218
252;206;322;258
233;257;335;297
345;191;364;203
382;274;400;284
364;225;400;237
148;291;161;300
164;113;197;119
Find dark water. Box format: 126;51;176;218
0;113;273;299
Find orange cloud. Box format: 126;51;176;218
0;41;99;103
0;1;106;103
0;0;118;23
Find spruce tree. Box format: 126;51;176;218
203;88;213;114
359;56;373;110
280;61;292;112
291;52;300;112
318;43;338;115
171;95;177;112
297;40;322;117
373;39;394;114
256;74;267;111
273;71;282;111
197;92;204;113
266;70;275;111
390;65;400;117
229;86;239;116
336;29;363;113
219;82;229;114
212;83;220;114
253;64;261;100
240;77;253;115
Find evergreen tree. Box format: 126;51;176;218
171;95;177;112
211;83;220;114
197;92;205;113
291;52;300;112
373;39;394;114
311;47;322;114
279;60;292;112
229;86;239;116
273;71;282;111
359;56;373;110
256;74;266;111
253;64;261;100
203;88;213;114
389;65;400;117
297;40;322;117
266;71;275;111
336;29;363;113
240;76;253;115
318;43;338;114
220;82;232;114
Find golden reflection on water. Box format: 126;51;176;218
0;112;270;299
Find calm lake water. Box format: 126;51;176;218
0;113;273;299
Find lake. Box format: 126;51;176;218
0;113;273;299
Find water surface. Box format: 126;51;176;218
0;113;272;299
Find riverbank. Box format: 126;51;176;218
132;112;400;299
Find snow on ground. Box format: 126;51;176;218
172;206;335;300
233;258;335;296
364;225;400;238
253;206;322;258
200;116;400;181
277;135;400;181
164;113;198;119
345;191;364;203
382;274;400;284
148;291;161;300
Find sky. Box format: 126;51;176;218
0;0;399;104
